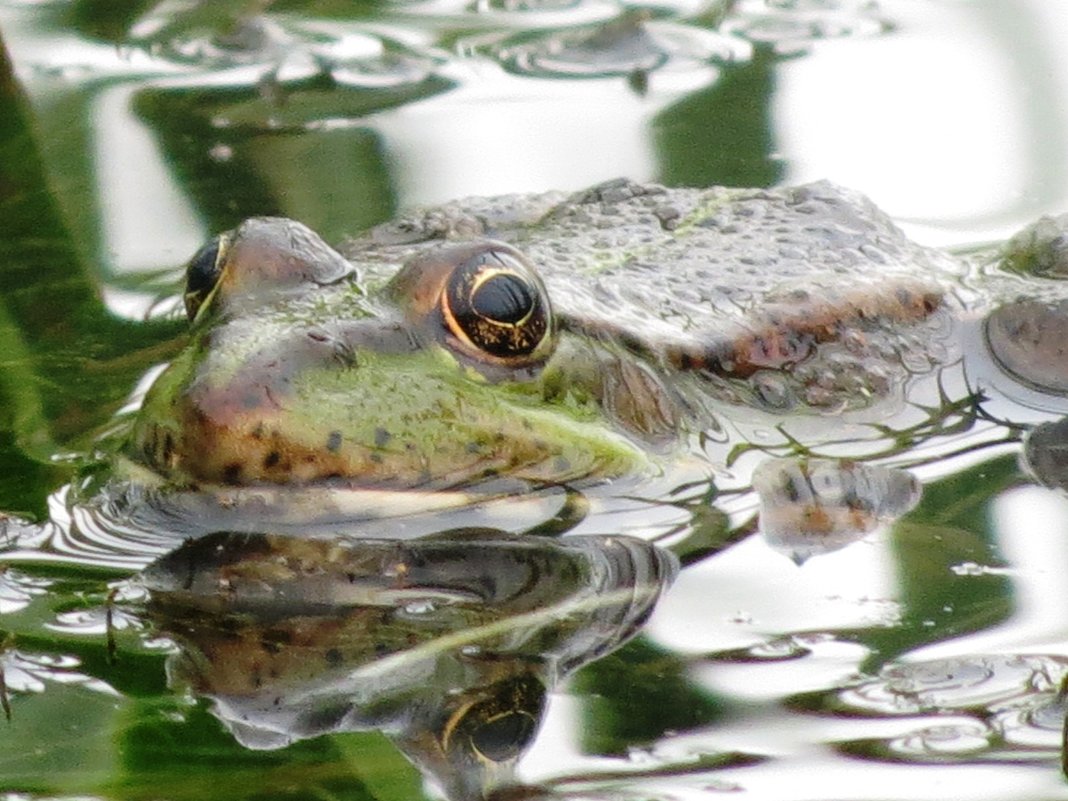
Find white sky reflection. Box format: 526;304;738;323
774;3;1023;238
774;0;1068;245
93;85;207;274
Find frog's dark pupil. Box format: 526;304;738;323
471;273;535;324
187;239;222;297
468;710;536;762
185;237;224;319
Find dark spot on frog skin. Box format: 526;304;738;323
326;430;343;452
223;463;243;485
324;648;343;666
263;450;281;469
374;427;392;447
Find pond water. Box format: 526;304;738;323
4;1;1068;800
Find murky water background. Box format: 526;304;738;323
5;1;1068;799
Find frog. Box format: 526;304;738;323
123;178;1068;508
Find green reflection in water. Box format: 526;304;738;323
654;46;782;189
133;79;453;239
571;638;726;756
0;31;184;515
865;455;1019;667
117;700;421;801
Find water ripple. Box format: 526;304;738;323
841;655;1067;714
0;564;50;615
129;9;444;91
829;655;1068;764
483;11;748;79
722;0;889;53
0;649;118;699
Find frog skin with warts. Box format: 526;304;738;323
127;179;1068;494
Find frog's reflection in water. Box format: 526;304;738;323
138;529;677;800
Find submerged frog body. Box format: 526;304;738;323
126;179;1068;496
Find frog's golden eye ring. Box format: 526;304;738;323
388;241;556;371
439;675;545;765
441;247;551;361
183;234;230;321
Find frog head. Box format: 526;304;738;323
129;218;669;492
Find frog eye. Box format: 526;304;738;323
183;234;230;321
441;245;552;362
439;675;545;765
464;705;538;763
389;241;557;371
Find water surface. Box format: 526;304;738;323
3;1;1068;800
